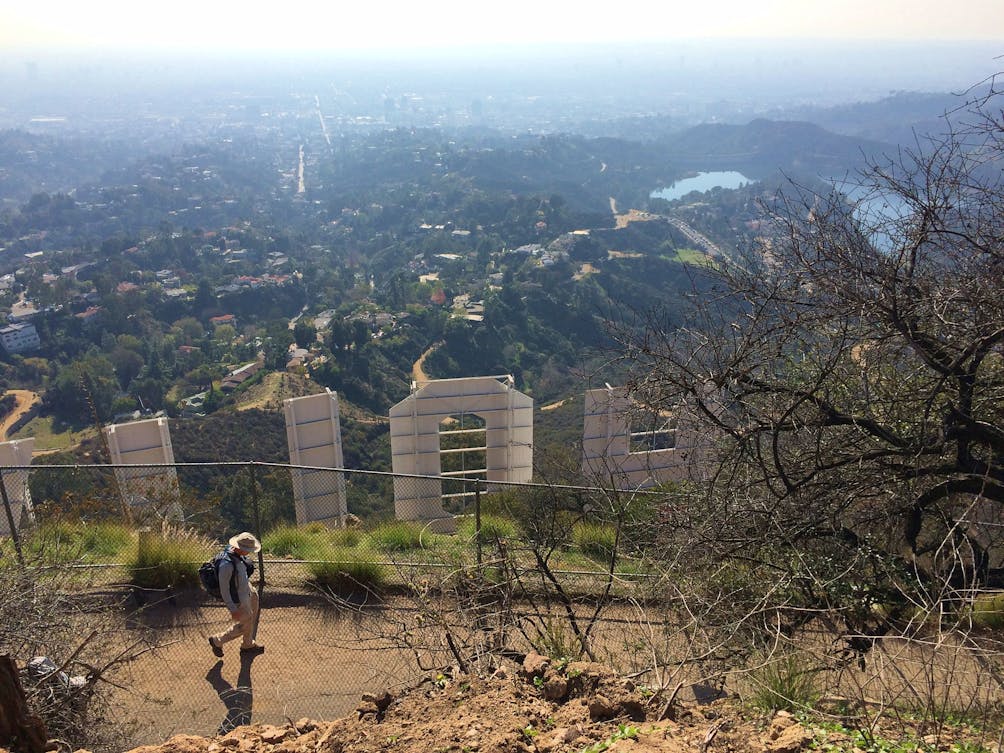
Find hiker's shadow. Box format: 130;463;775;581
205;653;256;734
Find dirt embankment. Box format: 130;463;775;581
0;390;40;440
105;654;860;753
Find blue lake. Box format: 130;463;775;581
829;178;911;252
650;171;754;201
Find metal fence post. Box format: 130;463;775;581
248;462;266;641
474;479;482;574
0;471;24;569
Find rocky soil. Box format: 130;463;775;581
6;653;994;753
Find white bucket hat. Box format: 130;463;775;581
228;531;262;553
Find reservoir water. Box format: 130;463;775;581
650;171;754;201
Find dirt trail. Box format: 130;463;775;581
411;342;440;384
0;389;40;440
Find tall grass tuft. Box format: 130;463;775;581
263;524;322;558
329;526;362;548
749;652;818;713
28;520;135;562
457;514;518;546
308;544;386;596
125;524;214;590
367;521;427;552
77;521;134;559
573;522;618;562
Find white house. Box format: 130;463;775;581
0;322;40;354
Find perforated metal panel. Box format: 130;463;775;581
389;376;533;530
104;417;183;520
0;437;34;536
581;386;696;489
284;389;347;526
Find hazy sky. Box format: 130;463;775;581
2;0;1003;53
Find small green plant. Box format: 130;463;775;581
970;593;1004;630
950;743;992;753
522;725;538;740
535;617;582;660
572;522;617;561
367;521;427;552
850;729;923;753
749;652;818;713
125;524;213;589
579;724;639;753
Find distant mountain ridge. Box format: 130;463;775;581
773;89;980;145
658;119;893;176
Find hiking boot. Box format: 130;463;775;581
209;637;223;658
239;643;265;654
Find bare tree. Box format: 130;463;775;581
616;76;1004;655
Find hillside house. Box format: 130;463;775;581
210;314;237;328
74;306;103;329
0;322;40;354
220;361;261;392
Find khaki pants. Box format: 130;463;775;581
213;589;259;648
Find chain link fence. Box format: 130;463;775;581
4;461;1004;748
1;460;678;745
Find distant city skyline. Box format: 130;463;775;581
2;0;1003;53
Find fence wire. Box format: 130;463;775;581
3;461;1003;747
0;461;675;744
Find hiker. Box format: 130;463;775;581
208;532;265;656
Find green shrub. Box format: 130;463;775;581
971;593;1004;630
27;520;134;562
573;522;617;561
329;527;362;548
367;521;427;552
27;520;82;562
749;652;818;712
457;514;518;545
77;522;134;559
263;524;321;558
308;545;386;595
125;525;213;590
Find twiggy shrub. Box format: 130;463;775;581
1;565;150;751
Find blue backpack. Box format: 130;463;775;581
198;550;254;601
